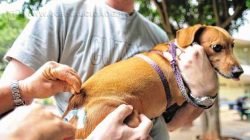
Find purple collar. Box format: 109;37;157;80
135;54;172;107
169;43;201;107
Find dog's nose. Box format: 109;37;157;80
232;66;244;78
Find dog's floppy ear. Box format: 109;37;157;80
176;24;204;48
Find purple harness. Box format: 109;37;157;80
135;54;172;107
169;43;203;108
136;43;201;108
169;43;188;95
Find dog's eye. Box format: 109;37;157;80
212;44;223;52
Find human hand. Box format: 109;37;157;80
19;61;82;104
87;104;153;140
177;44;218;97
8;106;75;140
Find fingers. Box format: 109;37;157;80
30;106;61;120
192;43;204;51
64;69;82;93
135;114;153;137
48;112;76;139
176;44;205;66
52;66;82;93
58;121;76;139
189;44;206;58
43;61;82;93
108;104;133;123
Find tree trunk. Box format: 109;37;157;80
152;0;175;40
200;98;221;140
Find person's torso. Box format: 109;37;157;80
54;0;168;112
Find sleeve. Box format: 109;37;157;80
4;1;65;70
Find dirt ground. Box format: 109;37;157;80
169;107;250;140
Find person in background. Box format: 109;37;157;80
236;96;249;120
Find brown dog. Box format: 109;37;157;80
63;24;243;138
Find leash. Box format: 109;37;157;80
135;54;172;108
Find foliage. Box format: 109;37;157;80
0;0;46;73
0;13;28;72
5;0;248;38
35;98;54;105
136;0;249;39
22;0;47;16
4;0;47;16
137;1;163;28
247;0;250;8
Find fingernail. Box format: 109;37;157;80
127;105;133;110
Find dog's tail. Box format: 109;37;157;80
62;89;87;118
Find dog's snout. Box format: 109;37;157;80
232;66;244;78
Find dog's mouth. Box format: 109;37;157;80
214;68;240;81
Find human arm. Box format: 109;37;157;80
87;104;153;140
6;105;152;140
0;59;35;115
0;0;66;106
7;107;75;140
167;44;218;131
0;60;81;115
167;103;203;131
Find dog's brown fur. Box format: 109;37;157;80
63;24;243;138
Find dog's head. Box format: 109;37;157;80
176;24;244;80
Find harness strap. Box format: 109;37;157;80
135;54;172;108
169;43;188;96
169;43;204;108
163;102;188;123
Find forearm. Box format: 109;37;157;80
167;103;203;131
0;82;16;115
0;80;32;115
0;59;34;115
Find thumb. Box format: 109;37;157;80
108;104;133;123
136;114;153;136
59;123;76;140
51;80;73;94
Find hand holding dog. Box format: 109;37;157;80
177;44;218;97
19;61;82;104
87;104;153;140
8;107;75;140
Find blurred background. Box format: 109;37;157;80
0;0;250;140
